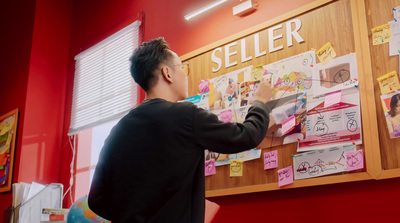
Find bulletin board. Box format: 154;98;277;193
365;0;400;179
0;108;19;193
181;0;379;197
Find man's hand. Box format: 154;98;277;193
252;79;274;103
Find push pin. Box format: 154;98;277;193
354;78;358;81
352;142;356;145
310;65;314;67
291;154;294;157
297;138;301;142
355;85;358;88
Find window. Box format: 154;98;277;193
69;20;141;135
68;21;141;202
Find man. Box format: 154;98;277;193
88;37;273;223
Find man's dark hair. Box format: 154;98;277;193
389;94;400;117
129;37;173;91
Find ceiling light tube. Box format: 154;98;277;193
184;0;228;21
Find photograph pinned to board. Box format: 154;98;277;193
293;145;356;180
381;91;400;139
257;91;307;148
311;53;359;97
209;66;251;110
184;93;209;111
298;87;362;152
264;50;316;100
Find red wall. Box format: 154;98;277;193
66;0;400;222
0;1;36;219
0;0;72;220
2;0;400;221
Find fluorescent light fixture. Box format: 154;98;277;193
184;0;228;21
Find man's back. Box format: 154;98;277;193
89;98;269;222
89;99;206;223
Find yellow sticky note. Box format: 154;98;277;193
208;83;215;108
316;42;336;66
372;23;391;45
377;71;400;94
230;160;243;177
237;71;244;83
251;66;263;81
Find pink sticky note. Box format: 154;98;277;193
278;166;293;187
346;149;364;172
220;110;232;123
324;90;342;108
205;159;216;176
281;115;295;135
264;150;278;170
199;80;210;93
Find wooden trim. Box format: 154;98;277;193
180;0;336;61
350;0;382;178
377;168;400;179
206;172;372;197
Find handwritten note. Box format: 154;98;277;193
251;65;264;81
230;160;243;177
281;115;296;135
205;159;216;176
316;42;337;65
346;149;364;171
264;150;278;170
199;80;210;93
324;90;342;108
377;71;400;94
278;166;293;187
220;109;232;123
372;23;391;45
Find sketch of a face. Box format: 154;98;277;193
230;162;242;173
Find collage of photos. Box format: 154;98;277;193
184;50;364;181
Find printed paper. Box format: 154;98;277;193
293;145;356;180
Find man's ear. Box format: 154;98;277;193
161;65;173;84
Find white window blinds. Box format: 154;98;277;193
69;21;141;135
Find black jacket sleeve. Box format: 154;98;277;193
193;100;270;154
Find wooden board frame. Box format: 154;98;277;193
181;0;386;197
364;0;400;180
0;108;19;193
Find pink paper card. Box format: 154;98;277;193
281;115;295;135
199;80;210;93
278;166;293;187
264;150;278;170
205;159;216;176
346;149;364;172
324;90;342;108
220;109;232;123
